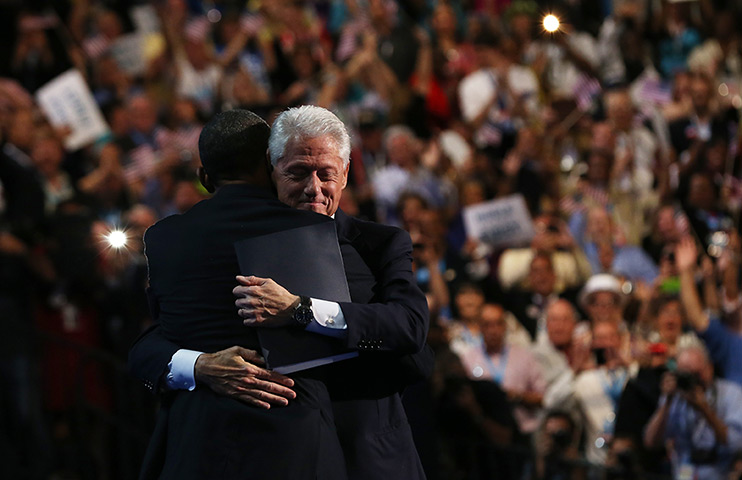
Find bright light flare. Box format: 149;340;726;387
543;14;560;33
105;229;128;249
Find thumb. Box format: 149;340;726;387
234;346;265;366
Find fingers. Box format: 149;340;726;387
241;376;296;401
235;295;262;309
236;275;267;286
231;386;292;409
254;368;295;388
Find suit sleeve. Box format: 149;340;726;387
128;323;181;394
128;225;181;393
338;229;429;355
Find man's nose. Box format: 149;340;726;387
304;172;321;195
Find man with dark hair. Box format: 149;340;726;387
135;109;347;480
196;109;270;183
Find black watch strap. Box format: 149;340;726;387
292;295;313;327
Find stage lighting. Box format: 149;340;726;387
106;229;128;249
543;14;560;33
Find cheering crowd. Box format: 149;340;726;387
2;0;742;478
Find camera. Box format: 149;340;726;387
593;347;608;366
675;371;699;391
550;429;572;450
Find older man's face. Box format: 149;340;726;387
272;135;349;217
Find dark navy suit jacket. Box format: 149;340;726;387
130;194;431;479
134;184;347;480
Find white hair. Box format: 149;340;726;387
269;105;350;167
676;342;712;366
382;124;417;153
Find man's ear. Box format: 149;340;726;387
341;162;350;189
197;166;216;193
266;149;274;173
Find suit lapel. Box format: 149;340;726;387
334;210;376;304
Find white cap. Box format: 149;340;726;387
578;274;625;309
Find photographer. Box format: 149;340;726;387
676;236;742;386
643;344;742;480
534;410;586;480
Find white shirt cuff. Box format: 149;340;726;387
166;349;203;391
305;298;347;338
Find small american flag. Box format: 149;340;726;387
124;144;158;183
335;16;369;63
158;126;202;159
580;183;610;207
573;73;601;112
559;195;581;216
240;14;265;36
639;78;672;105
83;35;110;60
724;175;742;211
675;208;691;236
474;123;502;148
185;16;211;42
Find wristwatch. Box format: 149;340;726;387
292;295;313;327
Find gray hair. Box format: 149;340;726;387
269;105;350;167
676;342;712;366
382;124;417;153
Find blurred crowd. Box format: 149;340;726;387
3;0;742;479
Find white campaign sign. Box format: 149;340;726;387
463;194;535;248
35;69;109;151
109;33;147;76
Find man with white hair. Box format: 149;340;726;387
644;344;742;480
130;106;430;480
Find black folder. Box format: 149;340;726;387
234;221;357;373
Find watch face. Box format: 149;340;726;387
295;306;313;326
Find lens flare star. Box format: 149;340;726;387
543;14;560;33
105;229;128;249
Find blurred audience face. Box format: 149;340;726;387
586;207;613;243
272;135;349;217
399;193;428;231
687;173;716;211
128;95;158;134
591;320;621;365
586;149;613;186
455;287;485;324
185;39;211;70
509;13;533;42
529;254;556;296
172;98;199;125
97;10;123;39
31;136;64;178
690;75;712;114
480;304;507;353
605;90;634;132
385;130;419;170
431;3;457;38
591;122;616;151
546;300;576;349
459;180;486;207
656;205;680;241
586;291;622;324
676;347;714;389
656;298;683;344
8;108;35;150
515;127;539;158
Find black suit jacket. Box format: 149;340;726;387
130;208;431;480
135;184;347;480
